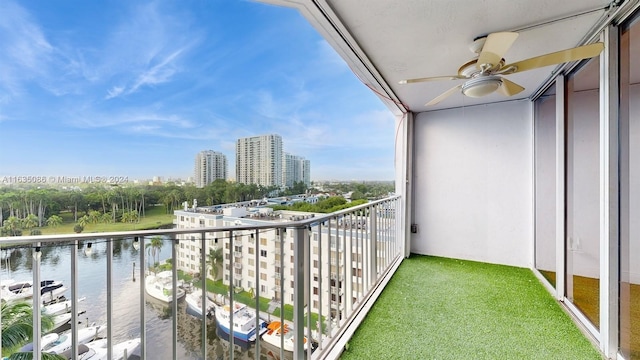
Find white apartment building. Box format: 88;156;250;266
194;150;227;188
235;134;283;187
174;205;378;321
301;158;310;188
283;153;311;188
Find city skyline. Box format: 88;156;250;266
0;1;396;182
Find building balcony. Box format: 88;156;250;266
0;195;601;359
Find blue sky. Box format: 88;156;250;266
0;0;395;182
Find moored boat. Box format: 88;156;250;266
214;302;267;342
43;296;86;316
57;337;141;360
261;321;309;352
185;291;214;318
0;279;67;304
44;324;107;354
144;271;185;303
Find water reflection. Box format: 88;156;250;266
1;239;300;360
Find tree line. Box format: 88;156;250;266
0;180;283;236
0;179;394;236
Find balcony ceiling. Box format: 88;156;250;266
261;0;612;113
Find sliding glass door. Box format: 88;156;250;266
620;15;640;360
534;84;557;288
565;57;601;329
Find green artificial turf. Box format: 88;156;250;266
340;255;603;360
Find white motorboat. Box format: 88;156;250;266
44;324;107;354
261;321;309;352
19;332;60;352
43;296;87;316
51;312;72;331
215;302;267;342
57;338;141;360
185;291;214;318
0;279;67;304
144;271;185;303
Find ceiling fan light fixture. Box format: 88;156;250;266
461;76;502;98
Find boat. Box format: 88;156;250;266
185;290;214;318
41;280;68;303
43;296;87;316
51;312;72;331
0;279;67;304
214;302;267;342
19;333;60;352
57;338;141;360
144;271;185;303
44;324;107;354
261;321;309;352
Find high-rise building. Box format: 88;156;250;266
194;150;227;188
283;153;311;188
302;158;311;187
236;134;283;187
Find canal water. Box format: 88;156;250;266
0;238;294;360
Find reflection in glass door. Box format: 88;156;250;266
534;84;557;287
565;57;600;329
620;16;640;360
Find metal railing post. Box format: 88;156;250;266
293;225;306;359
139;236;146;359
369;205;378;285
32;243;41;360
200;231;207;359
71;240;79;360
172;236;178;360
228;230;234;360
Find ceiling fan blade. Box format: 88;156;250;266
498;78;525;96
399;75;468;84
505;42;604;74
476;32;519;69
426;84;463;106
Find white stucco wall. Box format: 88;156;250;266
410;100;533;267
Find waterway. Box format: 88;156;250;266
1;238;294;360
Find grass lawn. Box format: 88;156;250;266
35;205;173;235
341;255;603;360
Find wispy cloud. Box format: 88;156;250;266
99;3;201;100
67;108;195;130
0;1;54;96
126;47;185;95
105;86;125;99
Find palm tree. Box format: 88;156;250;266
206;247;223;280
1;301;64;359
3;216;22;236
87;210;101;224
45;215;63;228
145;236;164;271
77;215;90;229
21;214;38;232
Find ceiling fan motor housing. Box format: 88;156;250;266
461;76;502;97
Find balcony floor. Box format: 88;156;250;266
340;255;603;360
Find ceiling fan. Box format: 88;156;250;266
398;32;604;106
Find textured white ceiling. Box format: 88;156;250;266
322;0;611;112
